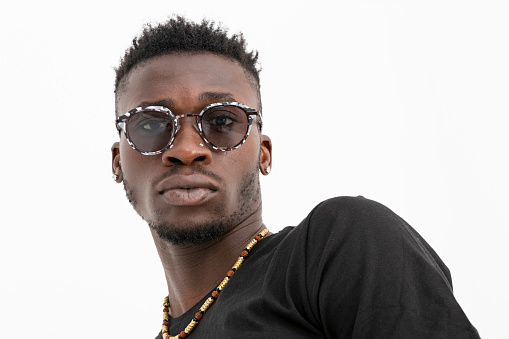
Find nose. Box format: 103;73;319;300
161;117;212;166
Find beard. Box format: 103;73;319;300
122;160;261;246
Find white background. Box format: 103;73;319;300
1;1;507;338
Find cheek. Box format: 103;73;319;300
119;138;151;179
119;139;134;169
224;138;261;178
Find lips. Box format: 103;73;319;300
156;175;219;206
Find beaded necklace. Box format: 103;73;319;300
161;228;269;339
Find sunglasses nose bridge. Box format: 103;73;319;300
173;113;201;135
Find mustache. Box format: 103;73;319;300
151;166;224;189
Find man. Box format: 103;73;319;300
111;16;479;338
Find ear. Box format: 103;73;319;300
111;142;122;183
259;135;272;175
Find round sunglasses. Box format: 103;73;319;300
116;102;262;155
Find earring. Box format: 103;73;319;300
266;166;271;174
199;143;204;147
113;159;122;181
112;168;122;183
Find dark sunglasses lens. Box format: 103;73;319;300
201;106;249;148
126;111;174;153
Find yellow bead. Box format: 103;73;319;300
232;257;244;270
218;277;229;290
200;297;214;311
246;239;257;250
185;320;198;332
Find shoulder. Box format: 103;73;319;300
307;195;403;227
302;196;415;245
272;196;412;252
293;196;452;286
268;196;424;278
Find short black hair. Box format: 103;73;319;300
114;15;261;114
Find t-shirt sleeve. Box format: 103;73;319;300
298;196;479;338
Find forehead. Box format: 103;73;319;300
117;52;258;114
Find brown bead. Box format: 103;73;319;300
163;307;169;312
227;270;235;277
211;290;219;298
195;312;203;320
255;235;261;241
241;250;249;257
180;331;187;338
163;321;168;325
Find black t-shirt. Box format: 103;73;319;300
155;197;480;338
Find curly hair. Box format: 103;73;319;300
114;16;261;114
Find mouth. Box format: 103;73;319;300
160;187;216;206
156;174;219;206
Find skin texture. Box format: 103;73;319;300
111;52;272;317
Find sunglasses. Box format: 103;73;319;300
116;102;262;155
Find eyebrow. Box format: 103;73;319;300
138;98;175;107
137;92;237;109
199;92;237;102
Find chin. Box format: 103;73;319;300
149;220;228;246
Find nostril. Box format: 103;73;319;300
161;137;213;167
166;155;207;165
168;157;183;164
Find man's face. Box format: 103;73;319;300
112;53;271;245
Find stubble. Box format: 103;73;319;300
122;160;261;246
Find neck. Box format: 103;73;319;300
150;205;266;317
